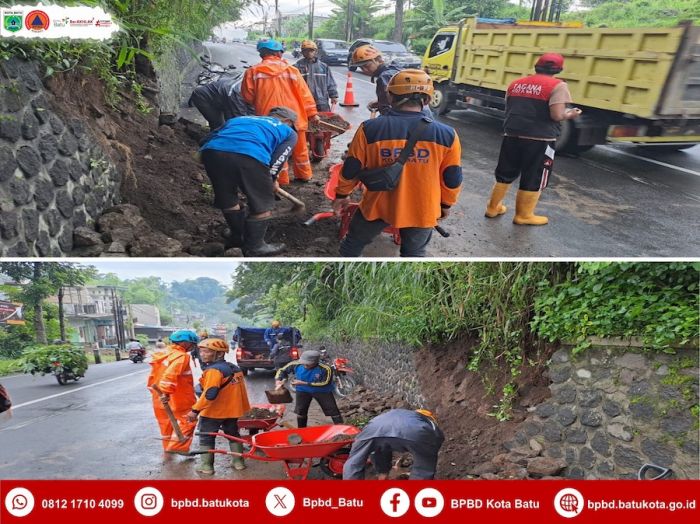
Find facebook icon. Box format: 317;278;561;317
380;488;410;517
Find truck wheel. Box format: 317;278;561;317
555;120;594;154
241;368;248;376
430;84;452;116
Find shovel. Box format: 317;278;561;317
151;384;187;443
275;187;306;215
265;386;294;404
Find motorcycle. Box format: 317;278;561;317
287;348;357;398
292;45;302;58
196;55;239;86
323;349;357;398
51;361;84;385
129;348;146;363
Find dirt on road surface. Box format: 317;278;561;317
47;70;352;257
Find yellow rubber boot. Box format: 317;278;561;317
513;190;548;225
485;182;511;218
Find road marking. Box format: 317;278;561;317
600;146;700;177
10;370;149;411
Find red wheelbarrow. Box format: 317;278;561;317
304;163;451;243
307;111;351;163
304;163;401;244
197;424;360;480
237;403;286;439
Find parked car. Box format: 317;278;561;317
233;326;302;375
315;38;350;65
347;39;422;71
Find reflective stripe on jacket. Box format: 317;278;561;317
241;56;318;131
336;110;462;228
295;58;338;109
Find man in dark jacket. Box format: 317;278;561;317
342;409;444;480
199;107;298;256
295;40;338;112
349;44;402;116
485;53;582;226
188;73;253;130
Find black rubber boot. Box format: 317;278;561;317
297;416;308;428
242;218;286;257
222;209;246;248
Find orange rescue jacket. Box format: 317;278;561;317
147;344;195;412
241;56;318;132
336;111;463;228
191;364;251;419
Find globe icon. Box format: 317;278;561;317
560;493;579;512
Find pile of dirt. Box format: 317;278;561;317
307;113;352;134
416;338;555;479
242;407;279;420
337;338;556;479
46;71;345;257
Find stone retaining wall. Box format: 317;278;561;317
511;345;699;479
316;339;426;408
1;57;119;256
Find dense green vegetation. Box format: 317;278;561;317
532;262;699;352
20;343;89;377
228;262;698;417
568;0;700;28
0;0;250;108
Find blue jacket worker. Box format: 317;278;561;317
199;107;298;256
275;350;343;428
342;409;445;480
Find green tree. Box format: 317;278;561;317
0;263;96;344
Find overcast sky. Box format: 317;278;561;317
87;261;239;285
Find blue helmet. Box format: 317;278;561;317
170;330;199;344
257;39;284;52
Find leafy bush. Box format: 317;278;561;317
532;262;699;353
20;344;88;377
0;359;22;376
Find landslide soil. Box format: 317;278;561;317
46;71;343;256
416;338;553;479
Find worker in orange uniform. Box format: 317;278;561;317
147;330;199;455
241;39;321;184
332;70;462;257
485;53;582;225
186;338;251;475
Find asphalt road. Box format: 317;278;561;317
189;42;700;257
0;356;331;479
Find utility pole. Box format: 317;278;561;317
308;0;315;39
109;288;121;361
346;0;354;42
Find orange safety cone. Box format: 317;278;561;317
339;72;360;107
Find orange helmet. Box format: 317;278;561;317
198;338;229;353
416;409;437;422
301;40;317;50
387;69;434;97
351;44;381;66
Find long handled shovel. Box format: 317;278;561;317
151;384;187;443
